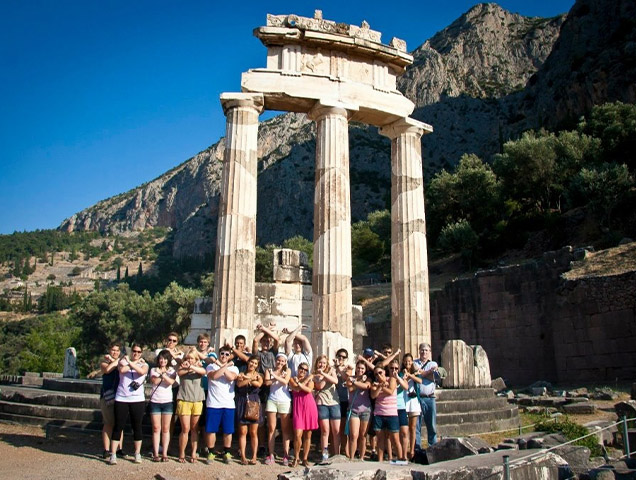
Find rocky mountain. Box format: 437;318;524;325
61;0;636;259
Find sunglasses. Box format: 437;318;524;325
219;352;231;357
132;350;142;354
298;367;308;372
336;355;347;359
167;338;178;343
389;367;399;370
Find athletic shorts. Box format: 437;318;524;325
205;407;235;434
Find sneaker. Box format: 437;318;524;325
265;454;274;465
223;451;232;464
116;449;126;458
134;453;142;464
206;452;216;465
102;450;110;459
390;459;408;466
282;456;289;467
108;453;117;465
321;448;329;462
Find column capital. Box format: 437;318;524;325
379;116;433;140
220;92;265;115
307;99;359;122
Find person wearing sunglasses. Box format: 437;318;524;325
313;354;342;460
345;360;371;460
333;348;352;456
289;362;318;467
109;343;148;465
100;342;124;460
204;345;239;464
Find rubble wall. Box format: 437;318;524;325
430;247;636;385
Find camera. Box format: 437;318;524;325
130;380;141;391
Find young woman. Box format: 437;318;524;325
401;354;422;459
345;360;371;460
334;349;351;456
370;365;404;464
109;343;148;465
100;342;123;459
289;361;318;467
264;353;292;466
149;350;177;462
312;355;341;460
392;358;410;461
176;348;207;463
235;355;264;465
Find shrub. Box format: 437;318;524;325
535;418;602;457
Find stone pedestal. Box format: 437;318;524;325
308;101;355;358
380;117;432;356
211;93;264;349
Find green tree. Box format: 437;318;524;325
200;273;214;297
255;244;278;282
17;313;81;374
437;219;479;268
572;163;634;228
580;101;636;169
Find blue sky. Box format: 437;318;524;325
0;0;575;234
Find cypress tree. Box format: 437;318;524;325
116;267;121;282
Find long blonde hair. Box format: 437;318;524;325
313;354;331;374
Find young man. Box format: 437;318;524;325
253;323;280;457
284;324;312;377
413;343;438;447
230;334;250;373
205;345;239;464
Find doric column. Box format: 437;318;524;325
211;93;264;349
308;101;357;359
379;117;433;357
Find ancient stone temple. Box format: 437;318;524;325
211;11;433;358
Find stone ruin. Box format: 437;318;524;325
210;11;433;359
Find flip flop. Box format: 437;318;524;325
178;457;186;463
161;457;169;462
189;456;198;463
248;459;257;465
152;456;160;462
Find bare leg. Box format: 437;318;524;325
319;418;330;456
408;416;418;458
266;411;277;456
151;414;161;458
330;418;341;455
302;431;312;464
179;415;191;460
348;416;360;459
249;423;259;462
190;415;201;460
358;420;369;460
293;429;302;466
280;413;292;457
399;425;409;461
161;414;172;460
238;424;248;463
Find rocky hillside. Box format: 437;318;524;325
61;0;636;258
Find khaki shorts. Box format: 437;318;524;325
176;400;203;416
265;399;291;414
100;397;115;425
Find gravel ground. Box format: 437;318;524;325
0;423;293;480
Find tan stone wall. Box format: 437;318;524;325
429;248;636;385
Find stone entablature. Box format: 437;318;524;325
243;11;424;127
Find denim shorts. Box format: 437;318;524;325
397;409;408;427
149;401;174;415
350;409;371;422
317;404;341;420
373;414;399;433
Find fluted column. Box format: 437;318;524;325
308;101;356;359
211;93;264;349
379;117;433;357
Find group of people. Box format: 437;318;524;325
99;323;439;467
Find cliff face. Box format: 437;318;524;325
60;0;636;258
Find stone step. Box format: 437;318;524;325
436;388;497;401
0;400;101;423
438;416;521;437
42;378;103;395
437;406;519;427
0;385;101;409
0;411;102;431
436;397;511;415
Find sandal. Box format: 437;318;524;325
178;457;186;463
161;457;169;462
291;459;298;467
152;456;160;462
240;458;248;465
248;459;257;465
189;456;197;463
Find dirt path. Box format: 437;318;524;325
0;423;291;480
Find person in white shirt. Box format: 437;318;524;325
284;324;313;377
204;345;238;464
149;349;177;462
